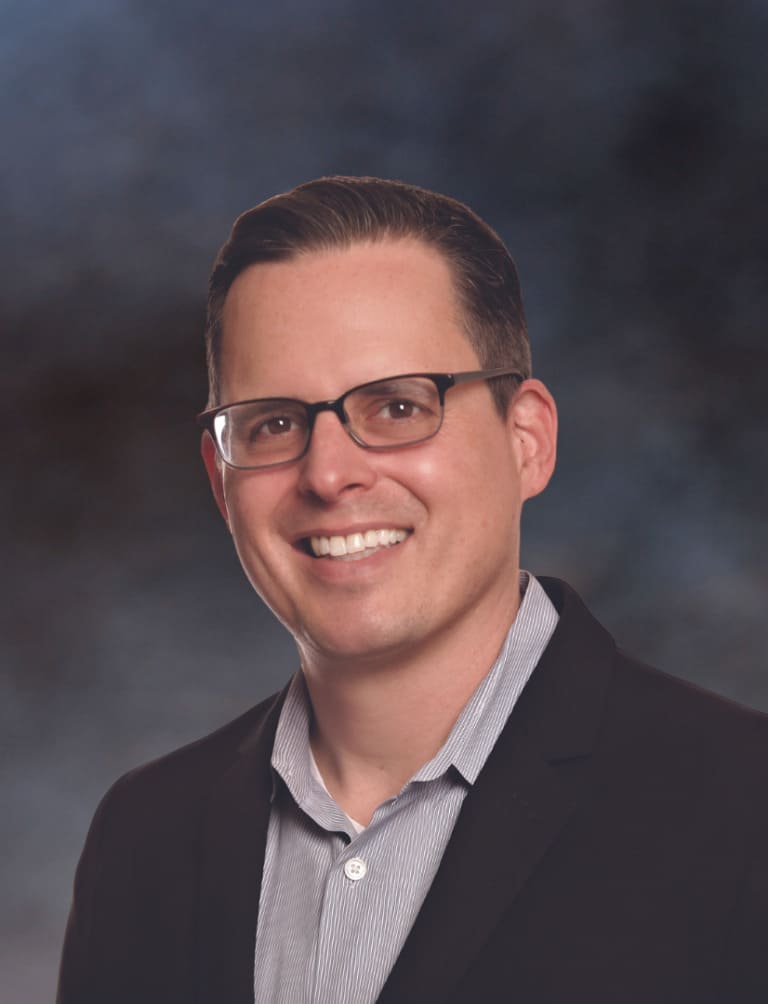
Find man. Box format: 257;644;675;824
58;177;767;1003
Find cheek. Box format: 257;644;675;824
432;433;521;535
414;421;515;488
223;475;288;554
388;443;501;535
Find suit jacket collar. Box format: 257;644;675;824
378;577;616;1003
195;688;286;1004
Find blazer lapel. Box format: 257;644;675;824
194;691;285;1004
378;579;616;1004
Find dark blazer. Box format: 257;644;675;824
58;578;768;1003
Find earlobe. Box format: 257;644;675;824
508;379;558;501
200;432;231;529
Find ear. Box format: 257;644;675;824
507;379;558;501
201;432;231;529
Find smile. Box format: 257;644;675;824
308;528;409;561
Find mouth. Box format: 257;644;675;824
301;528;410;562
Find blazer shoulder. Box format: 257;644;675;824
59;693;285;1004
94;686;286;821
605;648;768;804
613;646;768;733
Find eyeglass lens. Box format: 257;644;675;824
213;376;444;468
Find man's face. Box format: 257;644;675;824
203;238;548;670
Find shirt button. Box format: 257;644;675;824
344;857;367;881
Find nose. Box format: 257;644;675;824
296;410;377;501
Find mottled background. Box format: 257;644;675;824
2;0;767;999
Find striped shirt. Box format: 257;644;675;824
253;572;559;1003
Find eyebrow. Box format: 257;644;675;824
238;396;307;408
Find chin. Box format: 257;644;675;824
296;616;419;669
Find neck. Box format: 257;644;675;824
299;586;520;825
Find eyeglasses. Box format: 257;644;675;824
197;367;524;470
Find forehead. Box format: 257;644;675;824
218;238;479;400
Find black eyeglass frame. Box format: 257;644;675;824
197;366;525;470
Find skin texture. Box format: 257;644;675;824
202;238;557;818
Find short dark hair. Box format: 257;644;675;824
205;176;531;411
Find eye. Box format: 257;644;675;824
249;414;298;439
379;398;422;420
348;378;440;442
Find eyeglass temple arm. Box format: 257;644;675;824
449;367;524;387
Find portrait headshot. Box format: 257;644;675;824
57;176;767;1003
2;4;767;1003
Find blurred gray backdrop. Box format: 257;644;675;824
2;0;767;999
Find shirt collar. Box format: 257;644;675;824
411;572;559;785
270;671;317;808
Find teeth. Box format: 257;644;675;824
347;533;365;554
329;536;346;556
309;528;408;558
